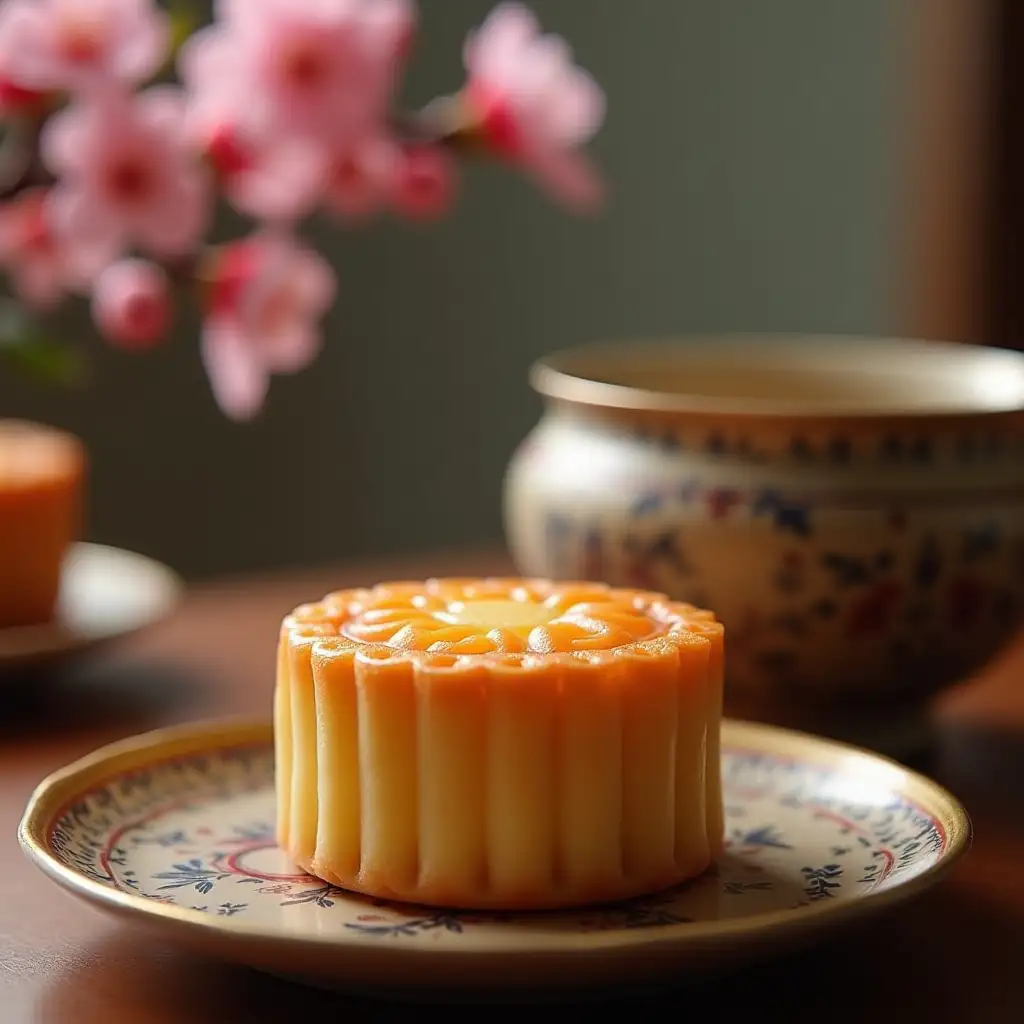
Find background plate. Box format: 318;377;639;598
0;543;182;669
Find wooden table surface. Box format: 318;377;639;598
1;549;1022;1022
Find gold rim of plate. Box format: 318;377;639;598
18;716;972;958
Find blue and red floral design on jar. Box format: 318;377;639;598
504;336;1024;706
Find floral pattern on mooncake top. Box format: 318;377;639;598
284;578;721;663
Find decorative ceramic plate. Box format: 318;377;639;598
19;718;970;999
0;543;182;669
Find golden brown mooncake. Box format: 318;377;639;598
274;578;724;910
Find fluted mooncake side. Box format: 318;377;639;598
274;579;724;909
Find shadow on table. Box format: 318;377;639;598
0;657;208;744
35;883;1024;1023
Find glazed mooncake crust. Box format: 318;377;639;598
275;578;724;909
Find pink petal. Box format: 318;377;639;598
201;320;269;421
291;248;336;314
295;0;350;23
325;136;397;219
181;73;252;156
363;0;416;58
0;0;33;53
229;139;329;222
61;233;122;288
177;25;232;89
391;145;456;220
92;257;170;348
547;69;605;145
136;85;188;144
47;186;123;285
0;2;48;88
465;2;537;75
40;102;98;176
261;323;320;375
112;2;170;83
521;34;574;95
528;147;605;214
215;0;275;32
135;168;210;257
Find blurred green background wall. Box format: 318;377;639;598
0;0;902;579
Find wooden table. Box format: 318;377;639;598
1;549;1022;1022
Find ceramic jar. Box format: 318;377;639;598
504;337;1024;733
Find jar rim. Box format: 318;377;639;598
530;335;1024;423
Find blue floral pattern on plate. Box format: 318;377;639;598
46;738;948;943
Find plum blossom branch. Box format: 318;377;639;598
0;0;605;418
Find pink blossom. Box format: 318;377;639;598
325;135;399;220
0;0;169;95
179;0;413;147
0;13;45;113
182;72;330;222
92;258;171;349
0;188;73;308
213;131;330;223
390;144;455;221
463;2;605;211
42;88;210;283
201;233;336;420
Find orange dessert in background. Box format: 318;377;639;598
275;578;724;910
0;420;85;629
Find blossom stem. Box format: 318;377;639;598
393;96;481;151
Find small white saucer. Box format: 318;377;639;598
0;543;182;669
19;717;971;998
